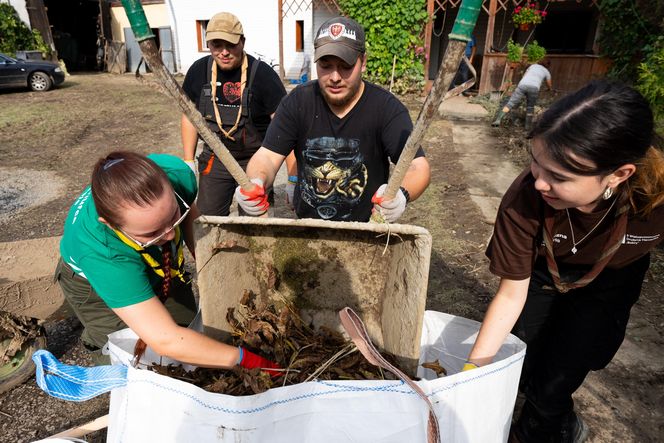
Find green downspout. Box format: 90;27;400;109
120;0;155;41
449;0;482;43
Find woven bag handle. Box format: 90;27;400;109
338;307;440;443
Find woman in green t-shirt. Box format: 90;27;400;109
56;151;279;373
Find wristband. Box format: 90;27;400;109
236;346;244;365
288;175;298;184
399;186;411;203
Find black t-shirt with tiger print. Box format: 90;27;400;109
263;81;424;222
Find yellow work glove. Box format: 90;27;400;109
462;361;479;372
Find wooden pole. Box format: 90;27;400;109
423;0;434;92
50;415;109;439
478;0;497;94
380;40;467;202
389;54;397;92
278;0;285;80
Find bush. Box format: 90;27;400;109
507;39;523;63
526;40;546;64
338;0;429;92
636;39;664;131
0;4;49;57
598;0;662;82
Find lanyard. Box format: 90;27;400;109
210;52;248;140
113;226;187;283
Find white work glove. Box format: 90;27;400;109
371;184;408;223
184;159;197;174
234;178;269;216
285;175;297;210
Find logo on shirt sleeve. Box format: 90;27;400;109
622;233;660;245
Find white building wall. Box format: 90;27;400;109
281;3;340;81
110;4;170;43
311;6;340;80
281;7;313;80
168;0;280;75
3;0;30;27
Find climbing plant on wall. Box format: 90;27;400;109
597;0;664;129
598;0;661;82
0;4;48;57
338;0;429;93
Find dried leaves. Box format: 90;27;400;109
421;359;447;377
0;313;41;364
151;290;399;395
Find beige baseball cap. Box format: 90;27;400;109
206;12;243;44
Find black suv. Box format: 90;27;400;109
0;53;65;92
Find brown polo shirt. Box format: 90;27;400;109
486;169;664;280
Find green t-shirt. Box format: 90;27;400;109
60;154;197;308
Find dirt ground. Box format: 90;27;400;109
0;74;662;442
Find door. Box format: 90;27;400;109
0;55;28;86
123;27;175;73
123;27;147;73
158;27;175;73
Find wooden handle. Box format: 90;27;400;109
121;0;252;190
382;39;467;201
50;414;109;439
382;0;481;201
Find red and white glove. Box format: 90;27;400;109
237;347;281;376
371;184;408;222
235;178;269;216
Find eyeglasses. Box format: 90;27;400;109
119;191;191;249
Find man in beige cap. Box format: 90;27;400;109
181;12;286;216
235;16;430;222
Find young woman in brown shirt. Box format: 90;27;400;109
466;81;664;442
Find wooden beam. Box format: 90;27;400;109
25;0;57;62
479;0;498;94
423;0;434;91
278;0;285;79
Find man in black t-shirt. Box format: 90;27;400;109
182;12;286;216
235;17;430;222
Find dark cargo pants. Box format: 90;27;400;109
54;258;197;365
196;147;274;216
511;254;650;441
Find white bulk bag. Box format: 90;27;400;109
34;311;525;442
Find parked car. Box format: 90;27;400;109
0;53;65;92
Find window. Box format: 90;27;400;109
295;20;304;52
196;20;209;52
534;11;597;54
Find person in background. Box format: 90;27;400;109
492;60;552;131
56;151;279;373
465;81;664;442
181;12;286;216
234;16;430;222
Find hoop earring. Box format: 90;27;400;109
603;187;613;200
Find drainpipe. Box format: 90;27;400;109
164;0;181;73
